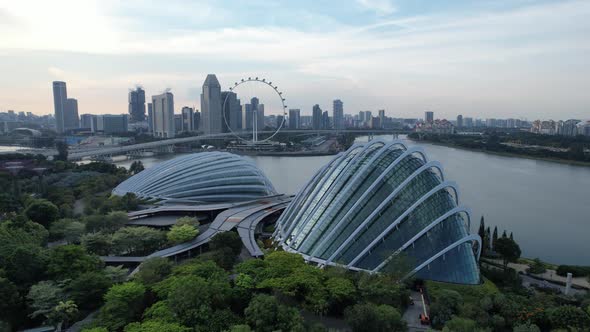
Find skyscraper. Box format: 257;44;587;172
312;104;322;130
322;111;330;129
52;81;67;133
128;87;146;122
242;104;253;130
425;111;434;123
147;103;153;133
64;98;79;130
200;74;222;135
221;91;242;132
456;115;463;128
152;92;175;138
181;106;194;132
289;109;301;129
378;109;385;129
364;111;372;127
333;99;344;130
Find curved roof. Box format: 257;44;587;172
113;152;277;203
275;139;481;284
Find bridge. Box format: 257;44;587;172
101;195;292;264
67;129;408;161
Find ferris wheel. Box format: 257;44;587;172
222;77;287;143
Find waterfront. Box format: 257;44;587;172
110;135;590;265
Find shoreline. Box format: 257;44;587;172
407;139;590;167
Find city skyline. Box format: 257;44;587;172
1;0;589;119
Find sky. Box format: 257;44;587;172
0;0;589;120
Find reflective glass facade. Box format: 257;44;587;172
113;152;277;202
275;140;481;284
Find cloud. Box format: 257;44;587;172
356;0;396;16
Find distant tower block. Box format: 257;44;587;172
565;272;573;295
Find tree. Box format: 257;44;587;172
69;271;112;309
0;276;20;322
175;216;199;226
98;282;146;331
48;300;78;331
112;227;167;255
502;230;507;238
478;216;486;250
209;231;242;256
325;277;356;314
124;320;189;332
344;303;407;332
494;237;522;269
104;265;128;284
25;199;59;227
85;211;128;233
128;161;145;175
47;245;103;280
166;224;198;244
485;227;491;251
81;232;113;256
357;273;410;308
548;305;590;330
510;232;514;241
27;280;65;321
441;316;477;332
135;257;173;286
55;141;68;161
492;226;498;251
244;294;304;332
430;290;463;329
513;323;541;332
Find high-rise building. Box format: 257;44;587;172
221;91;242;132
64;98;79;130
147;103;153;133
456;115;463;128
193;111;201;132
257;103;265;130
80;114;97;132
174;115;182;133
378;110;385;129
181;107;194;132
322;111;330;129
464;117;473;128
333;99;344;130
364;111;372;127
289;109;301;129
52;81;67;133
200;74;222;135
128;87;146;122
312;104;322;130
425;111;434;123
96;115;128;134
242;104;253;130
152;92;175;138
276;115;285;129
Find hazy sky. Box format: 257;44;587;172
0;0;589;119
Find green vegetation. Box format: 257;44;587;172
2;154;590;332
409;131;590;164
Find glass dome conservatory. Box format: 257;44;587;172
274;140;481;284
113;152;277;203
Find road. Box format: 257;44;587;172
403;291;431;332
